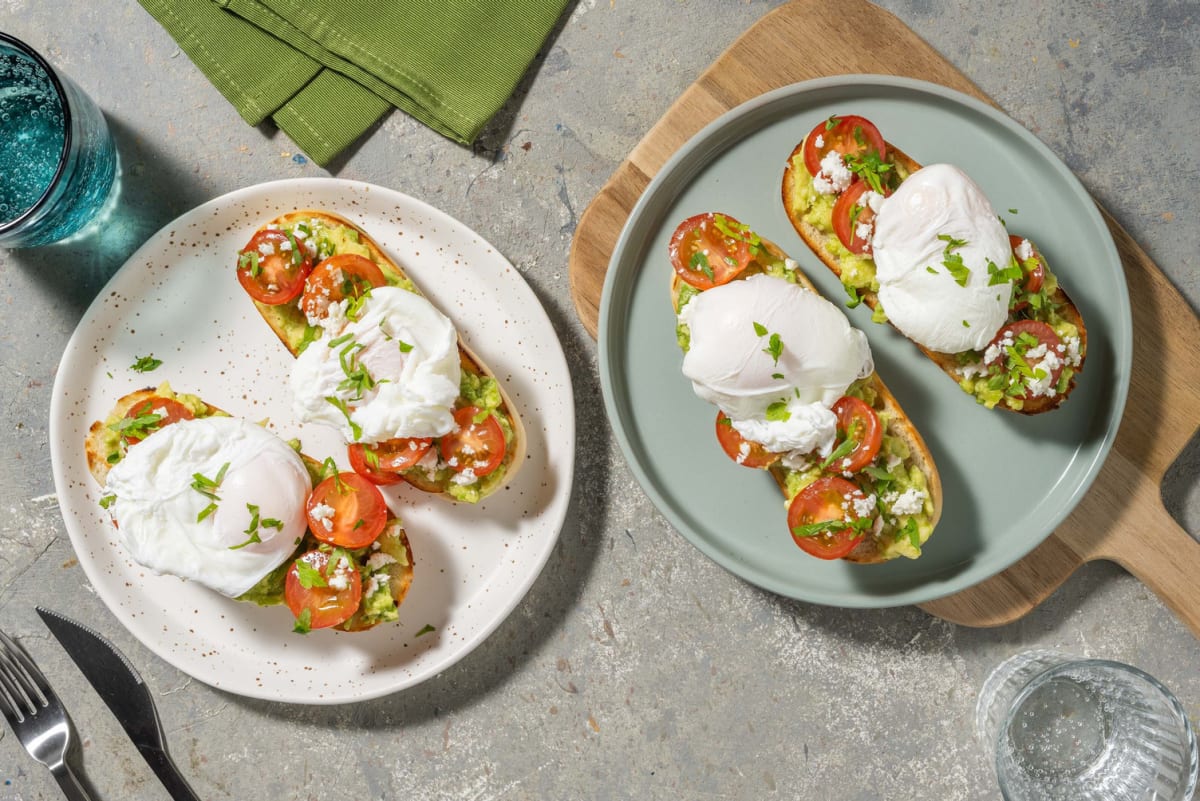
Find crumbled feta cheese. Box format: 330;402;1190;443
1015;238;1034;261
814;133;825;149
812;150;852;195
883;488;926;516
851;493;876;518
366;552;397;571
451;467;478;486
327;556;352;590
309;502;335;532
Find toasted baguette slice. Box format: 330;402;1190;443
240;210;525;502
85;387;414;631
782;139;1087;415
671;218;943;563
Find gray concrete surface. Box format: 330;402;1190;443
2;1;1198;799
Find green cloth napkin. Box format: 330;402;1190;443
138;0;568;165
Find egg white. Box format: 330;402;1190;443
103;416;311;597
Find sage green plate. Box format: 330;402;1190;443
598;76;1130;608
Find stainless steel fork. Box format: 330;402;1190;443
0;629;94;801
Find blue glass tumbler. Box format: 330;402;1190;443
0;32;117;247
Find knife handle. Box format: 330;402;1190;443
141;747;201;801
51;763;95;801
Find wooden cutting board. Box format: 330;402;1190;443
567;0;1200;635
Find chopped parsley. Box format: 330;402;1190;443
326;396;363;441
292;609;313;635
753;322;784;365
819;437;858;472
238;250;261;278
190;462;230;522
229;503;283;550
765;400;791;422
791;516;872;540
845;285;862;309
294;556;327;589
987;256;1024;286
689;250;714;282
98;494;117;509
415;624;437;637
936;234;971;287
108;409;164;440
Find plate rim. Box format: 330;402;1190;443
48;177;576;703
598;74;1132;608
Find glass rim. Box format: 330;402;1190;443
0;31;73;239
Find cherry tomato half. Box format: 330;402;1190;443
802;115;887;183
299;253;387;321
714;411;780;469
832;179;888;256
284;549;362;630
984;320;1065;399
237;229;314;305
439;406;506;478
347;438;434;486
668;212;755;290
120;397;195;445
830;396;883;473
306;472;388;549
787;476;870;560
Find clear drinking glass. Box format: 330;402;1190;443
0;32;117;247
976;650;1199;801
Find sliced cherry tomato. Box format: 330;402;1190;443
119;397;195;445
714;411;779;469
299;253;387;321
347;438;433;486
830;396;883;473
306;472;388;549
802;115;887;183
832;180;889;255
984;320;1065;399
1009;234;1045;295
237;229;313;305
668;212;755;290
787;476;870;560
284;549;362;631
439;406;506;478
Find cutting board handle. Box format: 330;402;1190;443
1108;500;1200;637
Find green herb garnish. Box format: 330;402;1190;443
292;609;313;635
191;462;230;522
130;354;162;373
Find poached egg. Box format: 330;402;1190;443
103;417;312;597
871;163;1013;353
680;274;874;456
291;286;462;442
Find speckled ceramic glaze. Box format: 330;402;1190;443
599;76;1131;608
50;178;575;704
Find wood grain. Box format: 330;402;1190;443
566;0;1200;634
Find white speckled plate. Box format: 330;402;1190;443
49;178;574;704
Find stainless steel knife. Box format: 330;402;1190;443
35;607;201;801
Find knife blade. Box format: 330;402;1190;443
35;607;201;801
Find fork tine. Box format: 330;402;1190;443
0;656;25;722
0;632;46;721
0;631;51;705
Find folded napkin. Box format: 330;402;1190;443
138;0;569;165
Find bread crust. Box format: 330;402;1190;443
671;224;943;563
243;210;526;500
782;141;1087;414
84;389;414;631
